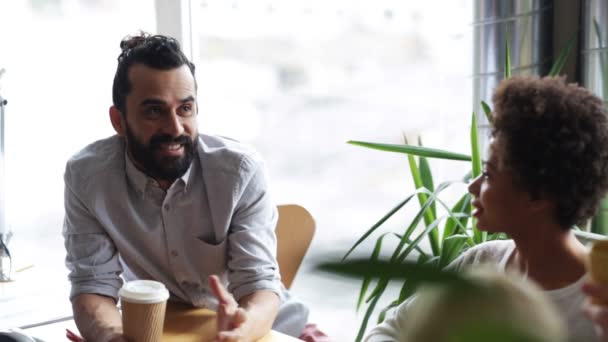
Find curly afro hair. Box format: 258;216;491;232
491;76;608;229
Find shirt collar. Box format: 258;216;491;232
124;150;194;198
181;161;194;191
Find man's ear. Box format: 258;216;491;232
109;106;126;136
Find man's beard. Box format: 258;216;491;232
125;124;197;182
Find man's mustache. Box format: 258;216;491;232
149;134;192;149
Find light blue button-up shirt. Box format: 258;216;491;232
63;134;308;335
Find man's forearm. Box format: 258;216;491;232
238;290;280;339
72;293;124;342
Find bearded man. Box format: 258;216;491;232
63;32;308;342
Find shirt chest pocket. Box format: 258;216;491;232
188;236;228;279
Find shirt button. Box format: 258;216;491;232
171;250;179;257
164;204;170;211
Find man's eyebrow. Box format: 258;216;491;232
180;96;195;103
139;96;195;106
140;98;166;106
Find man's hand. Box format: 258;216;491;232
582;282;608;341
209;275;252;341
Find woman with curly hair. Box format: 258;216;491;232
365;76;608;342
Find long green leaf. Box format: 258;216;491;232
487;232;509;240
425;186;473;239
470;112;486;243
394;233;430;258
418;138;437;219
398;279;417;304
548;34;576;77
471;112;482;178
417;137;435;188
344;181;464;262
422;255;440;267
419;157;436;215
439;234;470;268
404;142;430;222
407;186;473;246
342;192;417;261
416;251;431;264
480;100;493;125
343;179;461;259
389;181;458;250
404;135;439;255
317;259;474;287
419;154;440;254
357;233;390;311
355;283;384;342
349;185;472;333
396;214;464;263
348;141;471;161
443;193;472;240
378;300;401;323
472;217;482;244
397;260;421;301
462;170;473;183
365;279;384;303
391;195;438;262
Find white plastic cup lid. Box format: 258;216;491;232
119;280;169;304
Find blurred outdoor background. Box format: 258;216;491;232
0;1;472;339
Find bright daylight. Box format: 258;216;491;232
1;1;608;341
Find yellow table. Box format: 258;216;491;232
2;268;299;341
22;301;300;341
163;301;299;341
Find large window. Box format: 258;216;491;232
0;1;473;338
0;0;155;327
194;1;473;338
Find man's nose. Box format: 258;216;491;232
163;111;185;137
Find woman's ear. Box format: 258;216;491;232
109;106;126;136
528;195;554;216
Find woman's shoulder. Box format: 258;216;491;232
448;239;515;270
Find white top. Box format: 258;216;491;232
364;240;597;342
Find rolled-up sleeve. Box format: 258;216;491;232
63;165;123;301
227;157;280;301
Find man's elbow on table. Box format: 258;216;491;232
72;293;127;342
238;290;280;331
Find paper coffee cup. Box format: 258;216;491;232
589;240;608;304
119;280;170;342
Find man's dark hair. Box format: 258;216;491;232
112;32;196;114
492;76;608;228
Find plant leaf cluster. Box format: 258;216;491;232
332;37;575;341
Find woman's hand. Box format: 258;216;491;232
582;282;608;341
